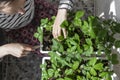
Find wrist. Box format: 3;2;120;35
0;46;8;58
57;9;67;18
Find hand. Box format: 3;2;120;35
0;43;33;58
52;9;67;39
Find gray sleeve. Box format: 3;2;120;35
58;0;74;10
58;0;80;11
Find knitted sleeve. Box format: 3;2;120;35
58;0;74;11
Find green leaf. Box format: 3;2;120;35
94;63;103;71
83;44;89;51
51;16;56;20
90;68;97;76
70;46;77;52
81;21;89;35
88;16;96;38
82;70;87;75
73;18;82;26
61;20;69;28
75;53;82;62
77;45;83;53
77;75;82;80
86;72;91;79
49;52;71;67
88;58;97;66
86;39;92;46
83;45;93;56
64;77;72;80
75;11;84;19
54;70;60;78
99;72;108;78
58;36;64;41
105;73;112;80
97;29;107;41
115;40;120;48
69;39;77;46
111;23;120;33
40;18;48;26
56;78;64;80
37;27;43;34
84;66;91;71
65;69;73;75
38;35;43;43
34;32;39;38
74;33;80;41
52;64;57;70
91;77;99;80
52;39;64;52
48;69;54;77
72;61;80;70
89;27;96;38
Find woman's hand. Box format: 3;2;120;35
0;43;33;58
52;9;67;39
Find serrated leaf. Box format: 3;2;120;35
74;18;82;26
86;72;91;79
70;46;77;52
81;21;89;35
91;76;99;80
64;77;72;80
90;68;97;76
38;35;43;43
48;69;54;77
34;32;39;38
86;39;92;45
82;70;87;75
99;72;108;78
77;45;83;53
94;63;103;71
54;70;60;78
72;61;80;70
75;11;84;19
77;75;82;80
88;58;97;66
65;69;73;75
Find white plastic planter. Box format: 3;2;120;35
42;57;50;64
41;57;119;80
40;44;50;54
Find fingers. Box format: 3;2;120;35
62;28;67;38
52;25;61;39
53;30;61;39
14;43;33;57
21;51;30;57
24;47;33;51
53;27;67;39
21;44;33;51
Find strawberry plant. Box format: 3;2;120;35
34;10;120;80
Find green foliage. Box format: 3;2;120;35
34;16;55;43
34;10;120;80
